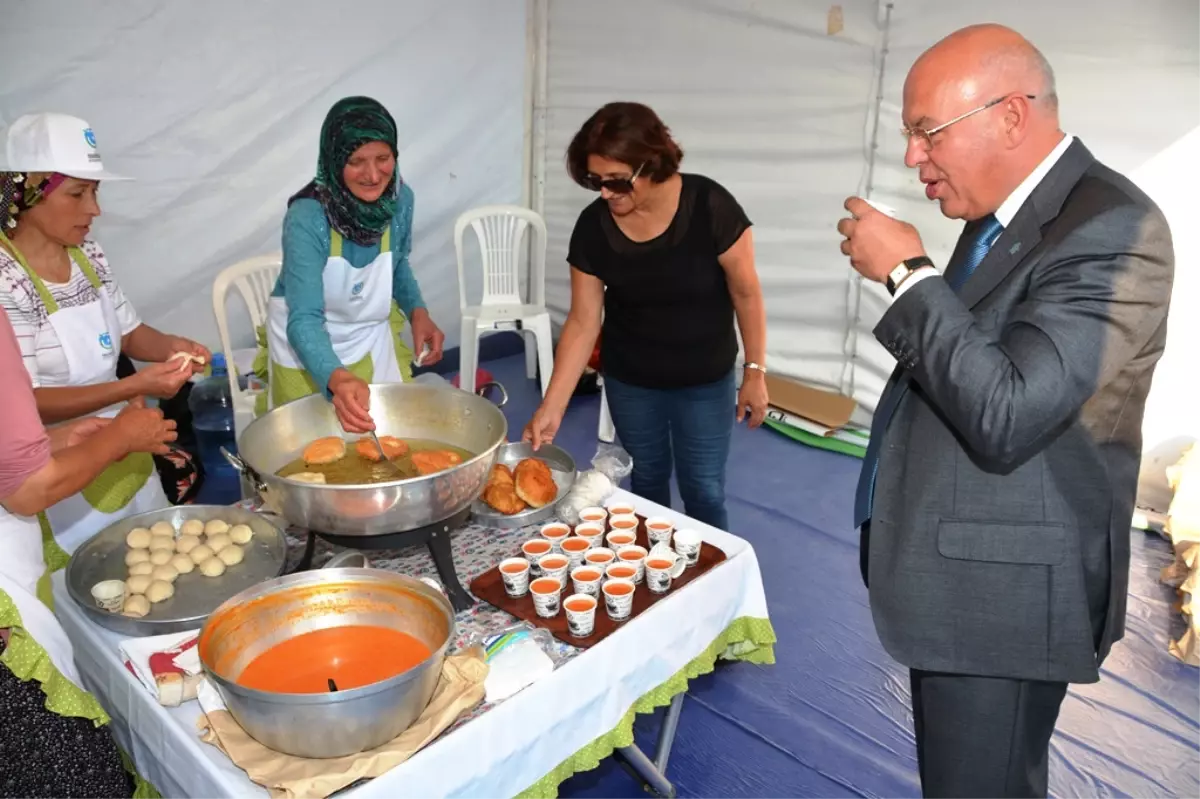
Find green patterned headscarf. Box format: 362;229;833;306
289;96;399;246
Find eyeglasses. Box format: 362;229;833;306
901;93;1037;150
583;162;644;194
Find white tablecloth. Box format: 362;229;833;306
53;489;771;798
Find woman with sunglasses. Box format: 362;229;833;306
523;102;768;531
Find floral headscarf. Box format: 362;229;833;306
0;172;66;231
288;96;400;246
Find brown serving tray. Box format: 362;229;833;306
470;515;726;648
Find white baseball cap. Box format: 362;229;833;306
1;112;130;181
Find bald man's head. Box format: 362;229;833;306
901;24;1065;221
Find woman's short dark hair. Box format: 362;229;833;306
566;102;683;187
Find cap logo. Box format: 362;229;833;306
83;128;97;148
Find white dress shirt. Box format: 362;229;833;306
893;133;1076;299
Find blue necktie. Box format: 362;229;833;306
852;214;1004;528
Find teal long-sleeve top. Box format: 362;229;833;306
272;185;425;394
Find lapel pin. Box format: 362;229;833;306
1009;241;1022;255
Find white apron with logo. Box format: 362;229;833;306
25;249;169;555
266;227;403;406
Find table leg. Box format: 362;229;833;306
426;527;476;613
614;692;684;798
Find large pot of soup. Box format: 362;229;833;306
198;561;454;758
227;382;508;536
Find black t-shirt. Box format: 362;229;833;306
568;173;751;389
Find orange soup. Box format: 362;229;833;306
612;519;637;530
237;625;431;694
574;569;601;582
608;566;636;579
523;540;551;555
562;538;590;553
565;598;595;612
605;582;633;596
501;562;528;574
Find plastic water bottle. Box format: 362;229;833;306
188;352;241;504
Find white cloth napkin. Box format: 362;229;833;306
118;629;204;706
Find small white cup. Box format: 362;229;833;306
645;516;675;548
560;536;592;570
605;499;636;517
530;577;562;618
90;580;126;613
539;522;570;551
604;562;639;583
498;557;531;598
606;530;637;552
574;521;606;549
570;565;604;599
602;578;636;621
615;545;648;584
537;553;571;588
564;593;598;637
578;506;608;527
644;550;687;594
673;528;702;566
608;513;640;536
584;546;617;568
521;539;554;575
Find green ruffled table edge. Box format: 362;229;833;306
516;615;777;799
0;591;162;799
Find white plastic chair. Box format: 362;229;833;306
455;205;554;395
211;254;281;440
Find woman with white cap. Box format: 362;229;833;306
0;311;173;797
0;112;208;559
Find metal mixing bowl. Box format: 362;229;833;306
198;567;454;758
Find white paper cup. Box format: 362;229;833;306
605;499;636;517
560;536;592;570
564;593;598;637
539;522;570;551
574;521;606;549
645;516;675;548
608;513;640;536
616;545;648;583
90;580;126;613
602;578;635;621
537;553;571;589
606;530;637;551
673;528;702;566
644;551;687;594
530;577;562;618
584;546;617;568
521;539;554;576
570;565;604;599
604;562;639;583
498;557;531;598
864;198;898;218
578;506;608;527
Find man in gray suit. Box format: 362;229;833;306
836;23;1174;798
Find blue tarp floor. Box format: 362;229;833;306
469;351;1200;798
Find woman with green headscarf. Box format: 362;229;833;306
267;96;444;432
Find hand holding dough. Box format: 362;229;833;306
199;557;226;577
123;595;150;618
229;524;254;545
146;580;174;603
216;544;244;566
207;533;232;553
168;351;206;373
126;528;152;548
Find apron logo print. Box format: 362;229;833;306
98;332;113;351
350;281;365;302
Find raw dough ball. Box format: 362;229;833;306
149;549;173;566
125;548;150;566
126;574;152;595
149;535;175;552
216;544;244;566
151;564;178;583
170;554;195;574
229;524;254;545
199;557;226;577
207;533;232;553
128;562;154;577
146;580;174;603
189;544;214;564
180;519;205;537
125;528;152;548
150;521;176;537
175;535;201;554
123;595;150;618
204;519;229;536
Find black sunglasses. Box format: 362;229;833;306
583;162;644;193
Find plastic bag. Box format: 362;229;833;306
463;622;570;703
557;444;634;525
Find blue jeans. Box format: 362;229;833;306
603;370;735;530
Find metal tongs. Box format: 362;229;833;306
367;430;406;478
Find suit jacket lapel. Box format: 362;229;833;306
958;138;1097;308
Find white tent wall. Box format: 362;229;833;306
0;0;528;354
536;0;1199;432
